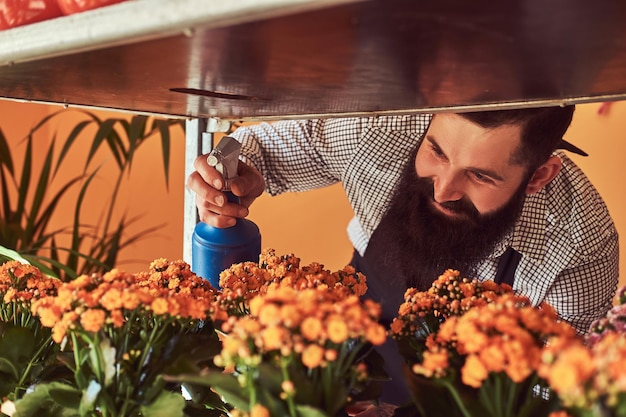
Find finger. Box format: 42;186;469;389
196;195;248;217
186;171;225;206
230;163;265;207
193;154;224;190
195;196;248;227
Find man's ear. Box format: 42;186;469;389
525;155;562;194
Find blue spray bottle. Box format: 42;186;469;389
191;136;261;288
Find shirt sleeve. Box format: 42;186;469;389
230;119;362;196
543;228;619;335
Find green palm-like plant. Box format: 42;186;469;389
0;108;184;280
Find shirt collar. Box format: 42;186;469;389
490;188;547;264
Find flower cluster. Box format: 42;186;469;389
31;258;219;343
17;259;224;417
0;261;60;309
0;261;61;404
216;248;367;317
214;285;386;417
390;269;580;417
540;285;626;417
217;286;386;369
417;293;576;387
197;249;385;417
389;269;514;339
586;285;626;346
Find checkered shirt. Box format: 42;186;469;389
231;115;619;334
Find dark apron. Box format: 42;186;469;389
350;218;520;405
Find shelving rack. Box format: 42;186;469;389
1;0;625;261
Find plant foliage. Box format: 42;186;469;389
0;109;184;279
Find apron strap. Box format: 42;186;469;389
494;247;521;287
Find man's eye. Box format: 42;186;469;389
431;145;445;157
471;171;492;184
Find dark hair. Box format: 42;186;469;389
459;105;575;172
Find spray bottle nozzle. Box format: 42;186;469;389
207;136;241;190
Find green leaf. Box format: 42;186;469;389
0;355;19;378
125;115;149;174
140;390;186;417
54;120;94;176
294;404;330;417
0;324;37;365
78;380;100;414
15;135;33;234
0;126;14;174
26;135;56;237
168;372;249;411
0;108;177;279
152;118;173;188
0;246;29;263
14;381;81;417
86;118;120;171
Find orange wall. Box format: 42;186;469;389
1;101;624;289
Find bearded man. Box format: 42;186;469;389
187;106;618;405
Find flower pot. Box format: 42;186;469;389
56;0;126;15
0;0;63;30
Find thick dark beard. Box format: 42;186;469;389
375;149;527;290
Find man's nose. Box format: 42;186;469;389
433;172;464;203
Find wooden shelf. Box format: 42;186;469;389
1;0;625;121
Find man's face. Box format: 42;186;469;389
372;113;533;290
415;113;529;217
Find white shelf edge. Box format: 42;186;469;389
0;0;364;66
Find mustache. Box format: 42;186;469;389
415;176;481;221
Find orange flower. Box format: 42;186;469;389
462;354;489;388
250;404;270;417
36;305;62;328
301;317;323;341
326;315;349;344
549;412;574;417
419;350;449;377
546;344;594;394
150;298;169;315
301;344;325;368
478;339;506;373
365;322;387;346
100;288;124;311
258;303;281;326
261;325;285;351
80;309;106;333
389;318;404;335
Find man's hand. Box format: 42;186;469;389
186;154;265;228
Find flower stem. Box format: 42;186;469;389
280;357;297;417
14;333;54;399
441;379;473;417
